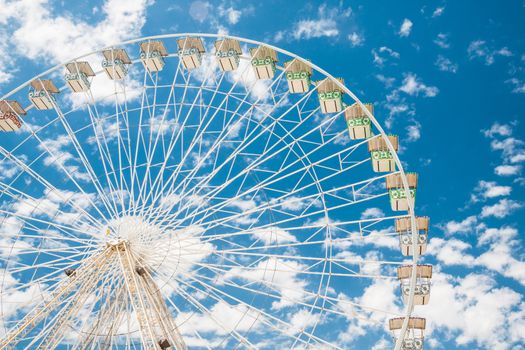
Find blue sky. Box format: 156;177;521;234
0;0;524;349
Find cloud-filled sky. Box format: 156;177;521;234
0;1;524;349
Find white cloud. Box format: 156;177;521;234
495;164;521;176
221;257;308;310
480;198;523;218
406;122;421;141
483;122;514;138
176;300;263;337
219;6;242;25
38;135;91;182
398;18;413;37
432;7;445;17
468;40;513;65
293;18;338;40
4;0;150;64
444;215;478;235
371;46;400;67
251;226;297;245
348;32;364;47
435;55;458;73
399;73;439;97
291;4;351;40
360;207;384;219
506;78;525;94
473;180;512;200
428;237;476;265
189;1;211;23
420;272;525;349
434;33;450;48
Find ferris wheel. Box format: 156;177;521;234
0;34;431;349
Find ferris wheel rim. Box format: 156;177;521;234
0;33;423;349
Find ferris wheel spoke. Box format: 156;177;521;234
83;100;130;218
138;56;231;217
177;259;394;324
144;63;294;224
69;88;130;217
0;150;106;231
73;277;125;350
134;66;182;219
28;258;117;349
128;69;158;216
153;99;343;229
170;269;343;349
183;214;403;245
161;80;321;219
140;55;264;217
170;175;389;237
40;96;122;222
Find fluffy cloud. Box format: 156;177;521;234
495;164;521;176
420;272;525;349
467;40;513;65
220;257;309;310
435;55;458;73
289;4;351;40
372;46;400;67
432;7;445;18
398;18;413;37
348;32;364;47
480;198;523;218
399;73;439;97
443;215;478;235
434;33;450;48
472;180;512;202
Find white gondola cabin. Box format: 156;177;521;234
102;48;131;80
65;62;95;92
385;173;418;211
214;39;241;72
284;59;312;93
177;37;205;70
140;41;168;73
345;103;373;139
250;46;278;80
389;317;426;350
368;135;399;172
28;79;59;110
0;100;26;132
315;78;345;113
397;264;432;305
395;216;429;256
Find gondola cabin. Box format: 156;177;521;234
177;37;205;70
315;78;345;113
102;48;131;80
397;265;432;305
284;58;312;93
385;173;418;211
215;38;242;72
368;135;399;172
345;103;373;139
140;41;168;73
250;46;278;80
395;216;429;256
0;100;26;132
28;79;59;110
389;317;426;350
65;62;95;92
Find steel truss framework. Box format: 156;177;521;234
0;34;425;349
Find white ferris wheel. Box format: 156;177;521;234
0;34;432;350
